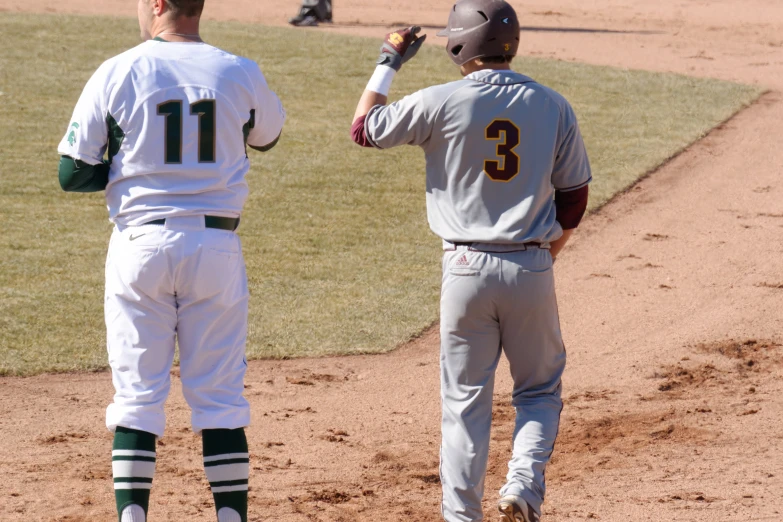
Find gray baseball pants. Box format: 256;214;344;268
439;245;566;522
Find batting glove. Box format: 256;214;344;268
377;26;427;71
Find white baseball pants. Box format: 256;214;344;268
439;246;565;521
105;216;250;438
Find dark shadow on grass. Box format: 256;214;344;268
327;21;663;35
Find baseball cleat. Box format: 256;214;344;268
289;14;320;26
498;495;539;522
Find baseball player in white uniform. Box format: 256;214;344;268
351;1;591;520
57;1;285;521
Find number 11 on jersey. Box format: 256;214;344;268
157;99;217;164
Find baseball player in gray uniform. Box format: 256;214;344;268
351;1;591;520
57;1;285;521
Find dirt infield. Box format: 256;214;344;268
2;0;783;520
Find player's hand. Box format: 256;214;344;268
377;26;427;71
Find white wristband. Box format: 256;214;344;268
366;65;397;96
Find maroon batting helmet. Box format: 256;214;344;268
437;0;520;66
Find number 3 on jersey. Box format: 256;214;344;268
157;99;216;164
484;119;520;182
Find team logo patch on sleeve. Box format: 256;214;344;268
67;122;80;147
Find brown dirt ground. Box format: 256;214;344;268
2;0;783;520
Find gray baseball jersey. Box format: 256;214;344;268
364;69;592;245
359;67;592;521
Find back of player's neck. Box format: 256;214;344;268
151;18;202;42
462;63;512;76
481;64;512;72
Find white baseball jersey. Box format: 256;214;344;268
364;69;591;245
58;39;286;226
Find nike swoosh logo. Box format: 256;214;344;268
129;233;146;241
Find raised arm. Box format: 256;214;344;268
351;26;426;147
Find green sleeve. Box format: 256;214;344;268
58;155;110;192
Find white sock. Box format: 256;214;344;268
217;507;242;522
121;504;146;522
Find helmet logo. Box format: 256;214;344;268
502;17;509;23
504;43;510;51
389;32;404;46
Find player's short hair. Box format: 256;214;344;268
480;55;515;64
166;0;204;17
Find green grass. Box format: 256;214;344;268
0;13;762;375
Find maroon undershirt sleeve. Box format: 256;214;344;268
554;185;589;230
350;115;374;148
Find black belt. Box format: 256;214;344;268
454;242;542;249
144;216;240;231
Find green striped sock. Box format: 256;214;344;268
203;428;249;522
112;427;156;522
